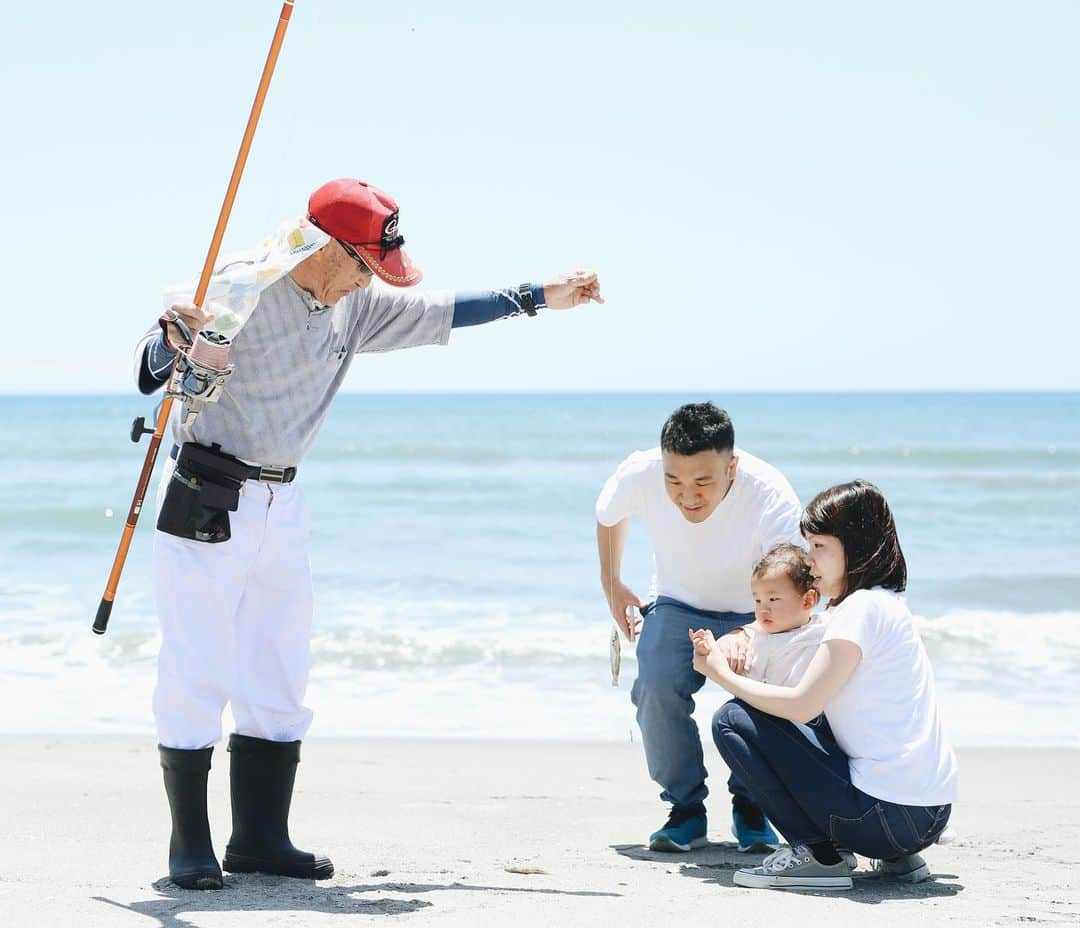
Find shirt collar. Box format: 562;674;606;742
284;273;332;315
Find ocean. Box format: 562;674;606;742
0;392;1077;746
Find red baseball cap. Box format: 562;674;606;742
307;178;423;287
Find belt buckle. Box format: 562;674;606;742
259;466;287;484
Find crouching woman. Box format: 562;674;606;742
691;480;957;891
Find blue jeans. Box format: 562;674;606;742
712;699;952;857
631;597;756;810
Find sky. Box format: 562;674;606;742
0;0;1077;393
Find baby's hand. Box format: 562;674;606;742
688;627;717;656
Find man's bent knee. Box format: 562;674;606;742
631;675;695;711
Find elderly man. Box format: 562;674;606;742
137;178;603;890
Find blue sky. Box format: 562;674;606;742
1;1;1076;392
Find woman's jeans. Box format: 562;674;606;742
712;698;952;858
631;597;758;811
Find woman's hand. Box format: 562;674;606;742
692;648;713;678
690;627;716;656
694;638;864;723
712;627;751;675
689;628;729;682
689;626;750;673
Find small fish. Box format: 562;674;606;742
610;624;621;687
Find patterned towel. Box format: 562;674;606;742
162;216;330;338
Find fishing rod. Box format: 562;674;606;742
93;0;299;635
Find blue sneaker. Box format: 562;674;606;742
732;806;780;853
649;804;708;852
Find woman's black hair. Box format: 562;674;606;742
800;480;907;605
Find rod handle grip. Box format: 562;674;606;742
92;598;113;635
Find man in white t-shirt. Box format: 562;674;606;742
596;402;803;853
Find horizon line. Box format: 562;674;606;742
0;389;1077;398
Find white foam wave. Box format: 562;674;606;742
2;600;1078;744
917;608;1080;654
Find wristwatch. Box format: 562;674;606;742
517;282;542;317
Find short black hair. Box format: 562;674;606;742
801;480;907;605
660;402;735;456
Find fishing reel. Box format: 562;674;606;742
130;330;235;442
173;331;235;428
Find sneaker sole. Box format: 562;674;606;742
736;840;781;853
889;863;931;883
731;826;779;854
648;836;709;853
733;871;853;891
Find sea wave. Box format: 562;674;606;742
2;595;1077;743
5;593;1080;671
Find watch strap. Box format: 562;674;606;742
517;282;539;317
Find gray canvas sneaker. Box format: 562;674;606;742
733;845;854;890
872;853;931;883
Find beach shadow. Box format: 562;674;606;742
612;839;750;870
94;872;621;926
679;861;965;902
357;879;620;899
613;842;964;902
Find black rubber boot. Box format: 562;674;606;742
159;746;223;890
222;734;334;879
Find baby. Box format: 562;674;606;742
692;544;826;687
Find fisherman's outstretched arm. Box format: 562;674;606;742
351;271;603;353
132;289;512;394
450;286;549;327
135;271;603;389
133;288;516;394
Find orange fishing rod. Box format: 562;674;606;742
93;0;298;635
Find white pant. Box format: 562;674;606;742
153;460;315;749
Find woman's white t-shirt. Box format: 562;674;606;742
823;588;958;806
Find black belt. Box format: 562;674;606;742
171;443;297;485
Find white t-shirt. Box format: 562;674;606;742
747;616;827;687
747;616;829;749
595;447;802;613
822;588;959;806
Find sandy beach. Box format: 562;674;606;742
1;738;1076;926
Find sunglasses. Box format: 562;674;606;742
338;240;373;276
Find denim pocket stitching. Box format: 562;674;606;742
922;805;949;844
899;805;922;847
827;804;880;849
876;804;911;856
828;803;909;857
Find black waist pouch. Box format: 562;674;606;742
157;443;250;544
